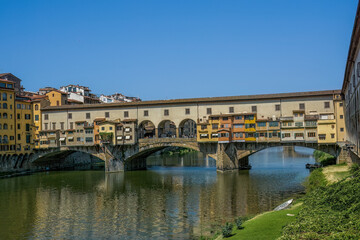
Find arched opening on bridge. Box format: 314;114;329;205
178;119;197;138
245;146;318;170
158;120;176;138
138;120;156;139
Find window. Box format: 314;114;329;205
56;100;59;106
234;116;242;120
340;128;344;132
2;93;7;101
17;134;21;140
85;137;93;143
299;103;305;110
144;110;149;117
308;132;316;137
223;117;228;121
17;124;20;130
229;107;234;113
3;103;7;109
251;106;257;112
35;115;39;121
17;114;20;120
70;122;74;129
331;134;335;139
269;122;279;127
282;133;291;138
86;113;90;119
295;133;304;138
275;104;281;111
319;134;326;140
257;122;266;127
101;127;105;131
52;123;56;130
201;125;207;130
295;122;303;127
340;115;343;119
68;113;72;119
26;124;30;131
233;124;243;128
185;108;190;115
44;123;48;130
124;111;129;118
35;104;39;110
212;124;218;129
339;102;343;107
164;109;169;116
324;102;330;108
44;114;49;120
25;114;31;119
207;108;212;115
105;112;110;118
60;122;64;130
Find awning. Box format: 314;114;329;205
59;137;66;141
200;134;208;137
125;128;131;132
68;137;74;140
117;136;123;140
211;134;218;137
125;136;131;140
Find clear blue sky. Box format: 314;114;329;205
0;0;357;100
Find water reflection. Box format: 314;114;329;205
0;147;314;239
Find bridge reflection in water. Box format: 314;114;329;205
0;147;315;239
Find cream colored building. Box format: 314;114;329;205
41;90;340;139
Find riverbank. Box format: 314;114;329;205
212;163;358;240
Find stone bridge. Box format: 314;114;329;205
0;138;351;174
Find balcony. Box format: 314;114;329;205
280;116;293;121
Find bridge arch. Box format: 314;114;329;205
158;120;177;138
138;120;156;139
178;119;197;138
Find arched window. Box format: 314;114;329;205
35;104;39;110
3;124;8;130
3;113;7;119
3;135;8;143
3;103;7;109
2;93;7;101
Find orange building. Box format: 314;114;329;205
218;115;232;143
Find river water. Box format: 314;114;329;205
0;147;315;239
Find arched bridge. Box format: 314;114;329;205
3;138;349;173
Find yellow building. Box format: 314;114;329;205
208;116;220;142
244;113;256;141
46;90;67;106
317;113;337;144
196;121;211;142
98;120;121;145
0;79;16;153
31;95;49;148
15;98;34;153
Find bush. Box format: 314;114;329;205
235;217;244;230
280;169;360;239
222;222;233;238
313;150;336;166
350;163;360;175
303;168;327;192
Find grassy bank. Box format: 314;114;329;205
211;164;357;240
213;203;302;240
